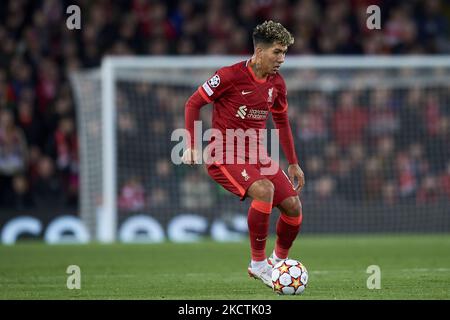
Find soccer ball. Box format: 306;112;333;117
271;259;308;295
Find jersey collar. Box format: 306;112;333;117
245;59;267;83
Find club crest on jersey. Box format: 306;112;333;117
268;87;274;102
236;105;247;119
208;74;221;88
241;169;250;181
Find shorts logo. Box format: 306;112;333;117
208;74;221;88
241;169;250;181
235;105;247;119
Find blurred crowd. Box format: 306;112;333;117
0;0;449;210
116;81;450;213
292;86;450;206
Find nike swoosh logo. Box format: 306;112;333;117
256;237;267;242
241;90;253;95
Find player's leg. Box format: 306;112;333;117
207;163;274;264
245;178;275;287
246;178;274;263
207;163;273;287
269;169;303;264
272;196;302;262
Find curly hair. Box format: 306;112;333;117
252;20;294;47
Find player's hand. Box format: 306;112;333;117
288;164;305;193
182;148;200;165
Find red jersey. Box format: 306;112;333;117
185;60;298;166
198;60;287;132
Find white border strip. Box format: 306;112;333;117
102;55;450;69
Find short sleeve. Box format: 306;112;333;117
271;76;288;114
197;68;231;103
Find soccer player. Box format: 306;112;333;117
182;21;305;288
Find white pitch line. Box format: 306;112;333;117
400;268;450;272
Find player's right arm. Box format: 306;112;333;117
183;89;206;165
183;69;231;165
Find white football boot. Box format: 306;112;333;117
247;260;273;288
268;252;285;267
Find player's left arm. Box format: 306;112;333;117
271;79;305;193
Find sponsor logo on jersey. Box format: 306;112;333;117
208;74;221;88
236;105;247;119
241;90;253;95
248;109;268;120
235;105;268;120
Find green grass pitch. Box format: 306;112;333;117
1;234;449;299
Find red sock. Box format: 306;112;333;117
275;211;303;259
247;200;272;261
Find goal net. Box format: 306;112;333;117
70;56;450;243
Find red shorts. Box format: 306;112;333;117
207;160;298;206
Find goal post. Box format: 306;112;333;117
100;58;117;243
71;56;450;243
